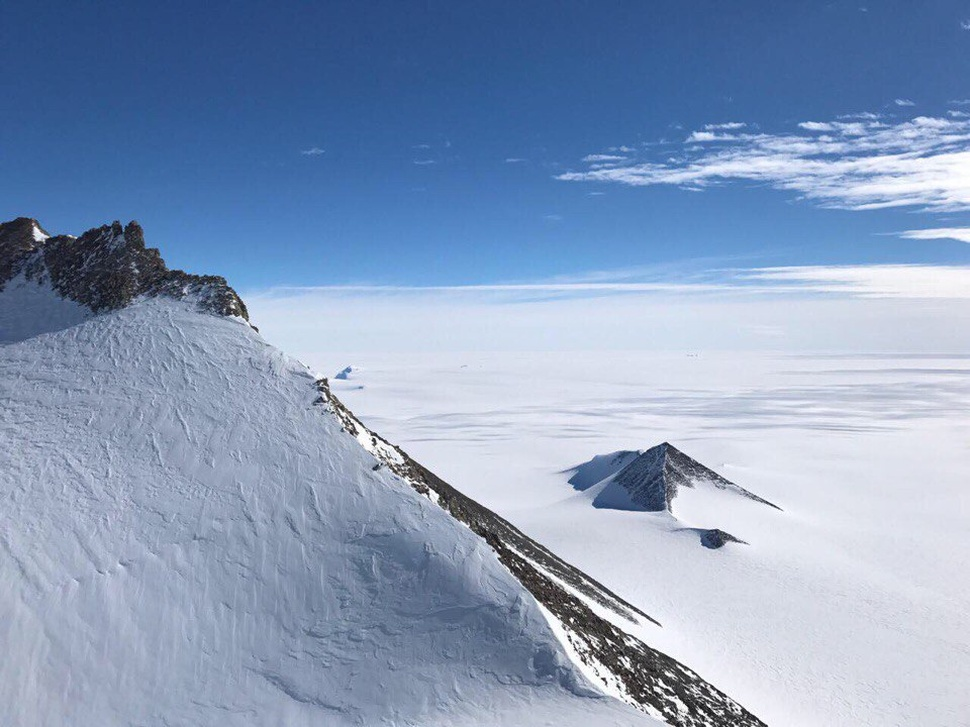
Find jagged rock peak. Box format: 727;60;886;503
0;217;249;321
612;442;781;513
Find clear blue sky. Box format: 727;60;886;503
3;1;970;290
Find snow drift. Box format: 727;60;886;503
0;218;765;726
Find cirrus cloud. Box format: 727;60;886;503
898;227;970;244
557;114;970;212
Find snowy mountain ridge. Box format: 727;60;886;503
0;218;766;726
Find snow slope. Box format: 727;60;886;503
1;217;772;726
0;273;90;342
0;301;659;727
310;350;970;727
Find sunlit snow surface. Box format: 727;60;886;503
0;302;656;727
318;349;970;727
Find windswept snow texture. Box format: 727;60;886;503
0;273;90;342
0;301;656;727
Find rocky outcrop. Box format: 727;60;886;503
0;218;248;321
698;529;747;550
611;442;780;514
0;217;46;285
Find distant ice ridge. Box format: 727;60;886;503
0;217;766;726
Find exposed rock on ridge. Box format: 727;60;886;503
315;379;768;727
0;217;248;321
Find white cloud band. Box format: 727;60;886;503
558;115;970;212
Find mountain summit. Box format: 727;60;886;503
0;217;247;342
0;218;766;726
607;442;780;514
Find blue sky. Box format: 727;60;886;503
3;0;970;295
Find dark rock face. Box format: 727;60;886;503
698;529;747;549
611;442;780;513
0;217;45;285
314;379;768;727
0;218;248;321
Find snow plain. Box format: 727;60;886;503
0;301;660;727
311;349;970;727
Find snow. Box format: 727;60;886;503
0;274;91;343
335;365;356;380
0;301;659;727
31;222;48;242
312;349;970;727
565;451;638;491
587;473;644;511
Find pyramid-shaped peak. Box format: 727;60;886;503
607;442;780;513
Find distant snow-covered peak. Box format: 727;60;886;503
569;444;780;549
334;364;356;380
604;442;781;514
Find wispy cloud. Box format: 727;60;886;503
413;159;437;166
898;227;970;244
504;157;527;163
742;265;970;299
558;114;970;212
581;154;628;163
300;147;325;156
961;19;970;30
838;111;883;120
252;264;970;301
704;122;747;130
894;98;915;107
